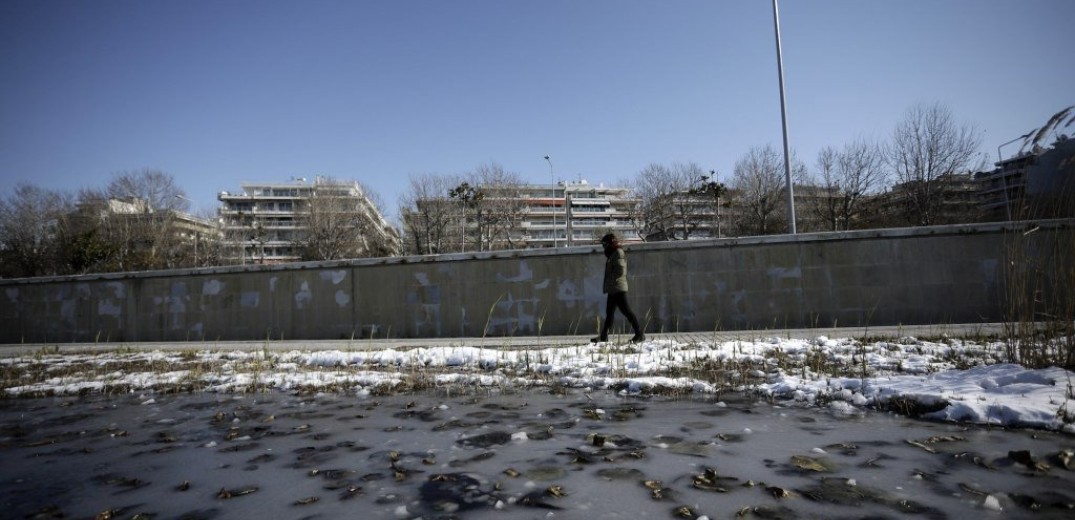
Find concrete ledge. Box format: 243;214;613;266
0;323;1015;356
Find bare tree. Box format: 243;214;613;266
469;163;526;251
0;184;74;278
299;178;398;261
183;207;224;268
633;163;673;240
811;139;886;231
731;145;800;236
633;161;706;240
70;185;190;272
885;102;983;226
667;161;709;239
107;168;187;213
61;169;194;271
69;188;146;271
399;173;459;255
811;146;840;230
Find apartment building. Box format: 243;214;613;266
402;179;639;254
218;177;399;264
552;179;639;246
863;173;981;227
976;135;1075;221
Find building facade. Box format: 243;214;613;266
218;178;399;264
976;136;1075;221
557;180;640;246
403;179;640;253
863;173;981;227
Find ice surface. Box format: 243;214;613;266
3;334;1075;518
1;389;1073;519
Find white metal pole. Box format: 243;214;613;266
773;0;797;234
545;155;557;247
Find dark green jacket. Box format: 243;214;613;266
603;247;628;294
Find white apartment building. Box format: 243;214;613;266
474;178;641;249
550;179;639;246
218;177;399;264
404;179;639;253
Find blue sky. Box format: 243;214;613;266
2;0;1072;222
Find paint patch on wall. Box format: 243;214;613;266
979;259;999;284
321;270;347;285
5;288;17;303
107;282;125;298
556;280;579;309
417;303;441;336
335;290;350;306
767;267;802;279
485;260;559;335
486;293;539;335
166;282;189;330
409;272;442;335
203;279;223;295
270;276;278;292
99;300;121;317
496;261;534;283
240;292;260;308
60;299;76;326
295;281;312;309
412;272;440;304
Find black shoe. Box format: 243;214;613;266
591;336;608;343
629;334;646;344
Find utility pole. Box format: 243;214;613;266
772;0;797;234
544;155;557;247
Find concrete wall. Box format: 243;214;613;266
1;220;1070;343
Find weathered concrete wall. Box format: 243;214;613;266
1;220;1070;343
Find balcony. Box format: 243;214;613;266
522;222;557;230
570;198;610;206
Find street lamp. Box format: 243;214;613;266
996;130;1034;221
997;131;1033;163
772;0;796;234
544;155;557;248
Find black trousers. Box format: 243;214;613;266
601;291;642;338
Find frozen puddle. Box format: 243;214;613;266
1;389;1072;519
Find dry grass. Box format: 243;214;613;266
1002;221;1075;369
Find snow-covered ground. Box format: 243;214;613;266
2;335;1073;433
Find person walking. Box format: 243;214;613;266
592;233;646;344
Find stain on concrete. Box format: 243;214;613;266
240;291;260;308
295;281;312;309
335;289;350;307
